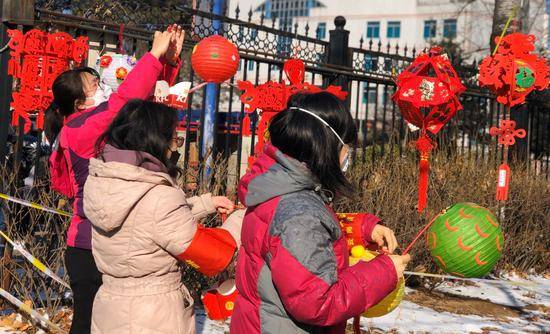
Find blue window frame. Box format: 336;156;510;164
316;22;326;39
424;20;436;39
387;21;401;38
248;60;255;71
366;21;380;39
363;54;378;71
443;19;457;39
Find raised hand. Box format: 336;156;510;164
150;30;173;60
166;24;185;65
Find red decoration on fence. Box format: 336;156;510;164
489;120;526;146
479;33;549;107
237;58;347;166
393;47;465;213
7;29;88;132
191;35;240;83
479;33;547;201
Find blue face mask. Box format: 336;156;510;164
289;107;350;172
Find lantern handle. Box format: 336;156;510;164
402;215;437;255
492;6;518;56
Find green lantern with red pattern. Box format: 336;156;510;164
426;203;504;278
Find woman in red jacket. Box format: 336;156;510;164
232;92;411;334
47;26;190;334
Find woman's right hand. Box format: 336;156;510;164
150;30;173;60
388;253;411;278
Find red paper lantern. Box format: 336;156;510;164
393;47;465;212
191;35;240;83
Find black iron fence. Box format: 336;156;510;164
1;2;549;195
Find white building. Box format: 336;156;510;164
228;0;548;61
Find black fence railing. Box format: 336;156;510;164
0;2;548;197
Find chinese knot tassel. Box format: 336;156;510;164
415;134;435;213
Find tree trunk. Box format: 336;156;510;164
490;0;530;52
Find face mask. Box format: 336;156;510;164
289;107;350;172
85;84;112;108
169;150;181;165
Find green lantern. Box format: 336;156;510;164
426;203;504;278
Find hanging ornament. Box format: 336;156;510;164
479;33;548;201
237;58;347;167
393;47;466;212
349;245;405;318
6;29;89;132
426;203;504;278
478;33;549;107
191;35;240;83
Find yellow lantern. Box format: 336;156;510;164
349;245;405;318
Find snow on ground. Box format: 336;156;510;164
435;273;550;308
0;276;548;333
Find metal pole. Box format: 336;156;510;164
202;0;224;178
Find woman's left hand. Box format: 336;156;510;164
166;24;185;65
212;196;235;214
370;224;398;254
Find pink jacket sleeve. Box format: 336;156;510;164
267;213;397;326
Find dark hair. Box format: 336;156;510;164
269;91;357;197
51;67;99;117
43;103;64;144
97;99;181;178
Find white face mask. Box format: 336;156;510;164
91;84;112;107
84;84;112;108
289;107;350;172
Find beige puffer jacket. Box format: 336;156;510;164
84;146;243;334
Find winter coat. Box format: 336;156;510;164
49;53;180;250
84;145;243;334
230;144;398;334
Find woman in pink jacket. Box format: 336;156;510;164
232;92;411;334
47;26;184;333
84;99;243;333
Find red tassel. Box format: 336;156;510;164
242;114;251;136
415;135;435;213
496;163;510;201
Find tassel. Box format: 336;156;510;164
242;114;251;136
496;163;510;201
415;135;435;213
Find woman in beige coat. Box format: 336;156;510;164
84;99;243;334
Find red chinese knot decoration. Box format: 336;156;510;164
7;29;89;132
237;58;347;167
489;120;526;147
479;33;549;107
191;35;240;83
393;47;466;213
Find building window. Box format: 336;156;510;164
250;28;258;40
316;22;326;39
424;20;436;39
238;26;244;42
443;19;457;39
387;21;401;38
248;61;255;71
366;21;380;39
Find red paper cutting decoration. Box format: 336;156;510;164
479;33;549;107
7;29;89;132
237;58;348;166
479;33;547;201
191;35;240;83
393;47;466;213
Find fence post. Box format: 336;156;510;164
326;16;351;101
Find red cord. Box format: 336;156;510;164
402;216;437;255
